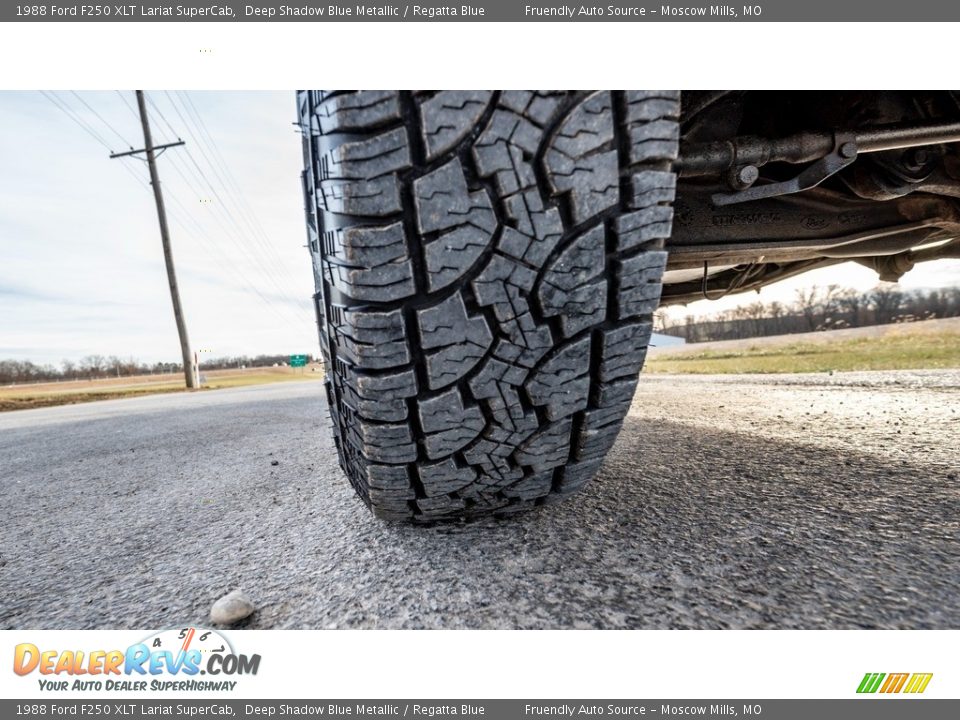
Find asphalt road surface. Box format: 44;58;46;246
1;371;957;629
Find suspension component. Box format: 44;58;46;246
711;133;858;206
679;121;960;207
678;121;960;177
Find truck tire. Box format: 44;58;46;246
298;91;678;521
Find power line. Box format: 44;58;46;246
160;154;314;328
151;129;313;326
40;91;113;151
142;94;294;299
115;90;141;124
167;91;308;291
160;135;313;317
126;155;313;330
160;129;311;315
178;90;287;248
69;91;133;150
181;90;309;289
45;92;165;204
144;93;182;144
45;90;311;319
41;90;315;343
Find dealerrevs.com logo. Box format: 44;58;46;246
857;673;933;694
13;627;260;692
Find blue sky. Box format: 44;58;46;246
0;91;315;366
1;91;958;366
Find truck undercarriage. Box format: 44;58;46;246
663;91;960;305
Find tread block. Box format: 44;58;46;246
596;377;639;407
629;170;677;210
353;418;417;464
624;91;681;123
544;91;619;223
525;336;591;421
418;388;486;459
613;206;674;252
462;440;524;486
469;357;528;398
629;120;680;164
549;91;615;157
574;415;624;462
319;175;400;216
323;222;415;302
526;93;567;126
497;90;534;114
578;376;638;454
314;91;401;134
320;128;410;180
616;251;669;319
417;293;493;389
553;459;602;496
464;382;538;489
331;307;410;369
365;463;413;493
418;457;478;497
343;366;417;422
419;91;494;160
500;190;563;265
598;322;653;382
583;378;638;442
503;471;554;500
414;158;497;291
473;109;545;196
338;377;407;423
473;255;553;369
513;418;573;473
498;91;566;126
416;495;467;515
538;223;607;337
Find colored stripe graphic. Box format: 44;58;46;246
857;672;933;694
903;673;934;694
880;673;909;693
857;673;885;693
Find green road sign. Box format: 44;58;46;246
290;354;309;367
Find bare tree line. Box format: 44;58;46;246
0;353;316;385
657;285;960;344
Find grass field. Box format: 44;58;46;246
645;329;960;374
0;366;324;412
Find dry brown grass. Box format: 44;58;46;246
0;365;324;412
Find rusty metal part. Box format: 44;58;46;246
677;121;960;177
712;132;859;206
854;238;960;281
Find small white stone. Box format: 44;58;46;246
210;590;255;625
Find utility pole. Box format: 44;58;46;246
111;91;196;389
